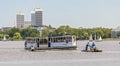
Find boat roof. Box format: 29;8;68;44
50;35;75;38
25;37;39;40
25;35;75;40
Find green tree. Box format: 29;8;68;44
0;25;112;40
20;28;39;39
83;32;89;40
8;27;20;38
117;31;120;38
0;34;3;40
13;32;22;40
41;29;49;37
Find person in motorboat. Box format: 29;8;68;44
92;42;96;51
86;42;90;51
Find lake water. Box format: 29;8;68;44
0;40;120;66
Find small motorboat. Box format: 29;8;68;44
81;49;102;52
82;47;102;52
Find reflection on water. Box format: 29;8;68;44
0;58;120;64
103;51;120;53
0;41;120;66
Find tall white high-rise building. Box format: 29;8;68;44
16;12;24;29
31;11;36;26
31;8;43;28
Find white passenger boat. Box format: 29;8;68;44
24;35;77;51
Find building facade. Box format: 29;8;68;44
31;8;43;28
16;8;43;29
111;26;120;38
0;27;12;31
16;12;24;29
24;20;31;28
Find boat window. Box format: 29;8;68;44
72;36;76;42
68;37;72;42
53;38;55;42
26;39;36;44
51;36;72;43
51;38;53;42
57;37;61;42
40;39;48;45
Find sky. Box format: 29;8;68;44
0;0;120;28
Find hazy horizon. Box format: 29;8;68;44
0;0;120;29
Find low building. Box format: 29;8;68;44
1;27;12;31
111;26;120;38
24;20;31;28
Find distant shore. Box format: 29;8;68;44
77;38;120;41
103;38;120;41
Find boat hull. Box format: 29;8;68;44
81;50;102;52
25;46;77;50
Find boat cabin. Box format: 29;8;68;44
25;35;77;50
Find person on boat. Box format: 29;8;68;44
66;39;68;43
31;46;35;51
36;38;39;48
92;42;96;51
86;42;90;51
25;40;27;47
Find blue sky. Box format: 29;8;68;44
0;0;120;28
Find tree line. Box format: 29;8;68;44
0;27;39;40
0;25;112;40
46;25;112;40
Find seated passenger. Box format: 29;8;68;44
25;41;27;47
92;42;96;51
66;39;68;43
86;42;90;51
